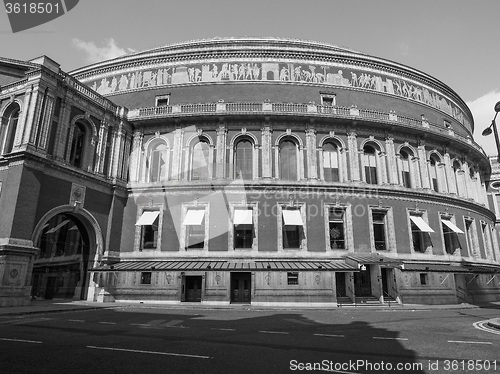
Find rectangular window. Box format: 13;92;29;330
184;209;206;249
420;273;428;285
234;208;253;249
135;210;160;250
287;272;299;285
155;94;170;107
329;207;345;250
282;209;303;249
409;214;434;253
465;219;478;257
372;211;387;251
481;222;493;259
320;95;335;106
441;217;463;255
140;272;152;285
365;165;378;185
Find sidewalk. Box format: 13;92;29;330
1;299;500;317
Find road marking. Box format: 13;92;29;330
259;330;289;335
98;322;116;325
373;337;408;341
314;333;345;338
0;338;42;344
130;323;150;327
211;328;236;331
68;319;85;323
87;345;211;359
448;340;493;345
473;320;500;336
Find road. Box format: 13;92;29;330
0;305;499;373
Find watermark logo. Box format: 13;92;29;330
4;0;79;33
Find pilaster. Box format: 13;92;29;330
261;125;272;178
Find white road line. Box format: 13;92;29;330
87;345;211;359
98;322;116;325
211;328;236;331
259;330;289;335
0;338;42;344
130;323;150;327
314;333;345;338
448;340;493;345
373;336;408;341
473;320;500;336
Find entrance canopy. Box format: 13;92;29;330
345;254;402;268
91;260;358;272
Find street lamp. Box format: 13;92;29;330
482;101;500;161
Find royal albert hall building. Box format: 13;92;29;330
1;37;500;307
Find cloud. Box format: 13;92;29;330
72;38;135;64
467;90;500;157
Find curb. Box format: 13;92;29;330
487;318;500;330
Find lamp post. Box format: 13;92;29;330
482;101;500;162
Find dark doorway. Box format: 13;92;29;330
381;268;390;296
231;272;251;303
354;266;372;296
32;213;91;300
335;272;346;297
185;276;202;302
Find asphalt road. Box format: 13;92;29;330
0;306;499;374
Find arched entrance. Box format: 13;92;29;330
31;208;102;300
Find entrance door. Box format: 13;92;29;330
231;272;251;303
381;268;388;296
335;272;346;297
354;266;372;296
185;276;202;302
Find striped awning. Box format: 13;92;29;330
91;260;358;272
462;264;500;274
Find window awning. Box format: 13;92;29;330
441;219;464;234
183;210;205;225
410;216;434;232
135;211;159;226
282;210;303;226
45;220;70;234
233;209;253;225
90;260;359;272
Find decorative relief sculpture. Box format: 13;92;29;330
87;61;469;128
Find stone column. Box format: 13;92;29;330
216;125;227;179
384;135;398;184
417;144;429;189
443;151;457;194
347;130;360;181
128;130;143;182
171;128;184;181
261;125;273;178
305;127;317;180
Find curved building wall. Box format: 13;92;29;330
19;38;496;306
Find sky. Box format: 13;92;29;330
1;0;499;155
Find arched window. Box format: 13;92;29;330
191;139;210;180
323;142;339;182
429;154;440;192
149;142;169;182
69;122;86;168
363;144;377;185
234;139;253;179
279;140;297;181
399;148;412;188
0;105;20;155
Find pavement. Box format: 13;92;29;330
1;298;500;318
